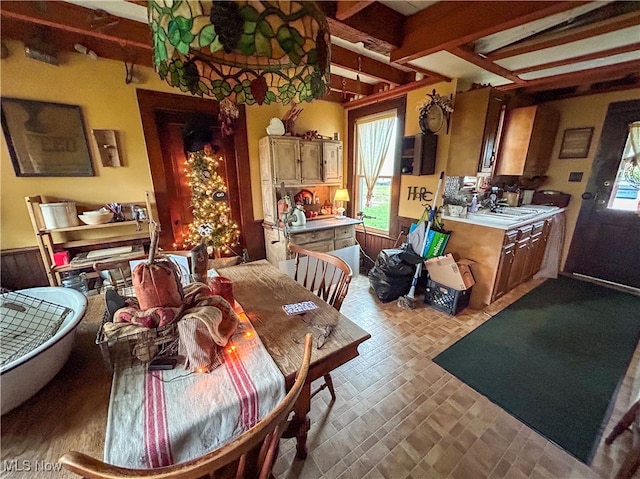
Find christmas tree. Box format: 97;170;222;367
183;145;239;256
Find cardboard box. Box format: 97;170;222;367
425;254;475;291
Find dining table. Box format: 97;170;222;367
0;259;370;477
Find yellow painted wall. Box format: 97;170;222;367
0;39;344;250
541;88;640;269
399;80;458;219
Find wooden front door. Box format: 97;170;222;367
565;99;640;288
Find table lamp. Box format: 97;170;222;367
334;189;350;218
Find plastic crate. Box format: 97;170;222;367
424;278;471;315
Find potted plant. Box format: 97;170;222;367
443;193;468;217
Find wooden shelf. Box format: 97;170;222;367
60;232;150;249
25;194;154;287
39;220;141;234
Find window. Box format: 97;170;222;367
354;110;398;234
608;121;640;212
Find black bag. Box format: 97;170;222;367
368;248;417;302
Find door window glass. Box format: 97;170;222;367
608;121;640;211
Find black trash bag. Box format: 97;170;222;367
368;248;417;303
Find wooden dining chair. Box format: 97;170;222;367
287;243;353;401
59;334;313;479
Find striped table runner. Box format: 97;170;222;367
104;310;285;468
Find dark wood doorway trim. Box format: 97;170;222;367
136;89;264;261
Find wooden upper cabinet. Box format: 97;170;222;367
299;140;323;184
322;141;343;184
447;87;506;177
271;137;301;184
495;105;560;177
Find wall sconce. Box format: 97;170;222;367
334;189;350;219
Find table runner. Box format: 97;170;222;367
104;307;285;468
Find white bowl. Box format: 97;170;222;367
1;287;87;414
83;208;110;216
78;212;113;225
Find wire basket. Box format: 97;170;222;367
1;291;72;367
96;309;179;369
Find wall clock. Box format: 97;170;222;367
420;104;444;133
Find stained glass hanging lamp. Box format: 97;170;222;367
148;1;331;106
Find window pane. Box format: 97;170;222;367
358;176;391;231
608;125;640;212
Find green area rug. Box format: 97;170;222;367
433;276;640;463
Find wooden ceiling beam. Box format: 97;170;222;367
488;11;640;60
450;45;526;85
512;42;640;75
331;44;413;85
499;59;640;92
342;76;442;110
0;1;151;51
330;74;374;96
318;1;404;55
391;1;585;64
335;1;375;21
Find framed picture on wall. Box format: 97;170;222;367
559;127;594;159
1;97;95;176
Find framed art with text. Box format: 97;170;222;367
1;97;95;176
559;127;594;159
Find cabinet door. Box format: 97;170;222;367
447;88;505;176
259;137;273;182
479;93;505;173
523;231;543;281
493;242;516;301
323;141;343;183
496;105;559;177
509;225;533;290
261;181;276;225
299;141;323;184
272;138;300;185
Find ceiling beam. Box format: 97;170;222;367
318;1;404;55
512;42;640;75
0;1;151;51
499;59;640;92
342;77;443;111
488;11;640;60
331;44;413;85
450;46;526;85
335;1;375;21
330;74;375;96
391;1;585;64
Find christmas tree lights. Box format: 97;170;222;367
182;147;239;256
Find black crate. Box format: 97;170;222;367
424;278;471;315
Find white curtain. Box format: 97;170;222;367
357;116;395;207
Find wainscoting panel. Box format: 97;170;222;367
1;247;48;290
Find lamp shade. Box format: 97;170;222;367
334;189;350;202
148;1;331;105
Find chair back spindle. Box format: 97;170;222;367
289;243;352;311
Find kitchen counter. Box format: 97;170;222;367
439;205;564;310
263;217;361;267
442;204;562;230
283;216;362;233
